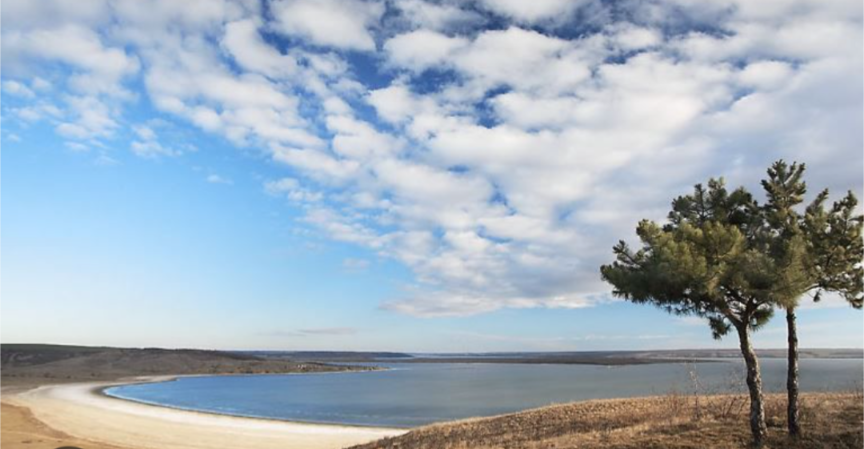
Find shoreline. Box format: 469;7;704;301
3;376;406;449
4;374;861;449
95;372;414;430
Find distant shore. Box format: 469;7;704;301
2;377;405;449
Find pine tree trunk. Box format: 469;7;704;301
787;307;801;437
737;324;768;447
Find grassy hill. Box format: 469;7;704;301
350;392;863;449
0;343;366;385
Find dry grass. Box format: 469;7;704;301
852;383;863;404
350;392;864;449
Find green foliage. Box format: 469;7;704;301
763;160;863;309
601;159;863;338
802;189;864;308
602;179;779;338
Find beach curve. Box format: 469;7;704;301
4;378;406;449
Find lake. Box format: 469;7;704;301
105;359;863;427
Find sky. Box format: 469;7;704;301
1;0;862;352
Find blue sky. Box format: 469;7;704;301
2;0;862;351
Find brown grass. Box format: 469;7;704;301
852;383;863;404
350;392;864;449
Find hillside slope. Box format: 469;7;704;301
1;344;362;385
350;393;863;449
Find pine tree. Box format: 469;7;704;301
601;177;801;447
764;161;864;437
760;160;812;437
601;161;862;444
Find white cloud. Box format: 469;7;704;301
12;102;63;122
453;27;593;94
271;0;384;51
609;24;662;51
3;0;860;320
265;177;300;194
56;96;118;140
131;140;180;158
738;60;793;90
477;0;586;23
272;147;360;183
128;123;180;158
3;80;35;98
0;0;110;31
384;30;468;72
31;77;52;91
368;83;440;125
327;115;403;159
394;0;483;31
222;19;297;79
4;24;138;96
206;174;233;184
133;125;157;141
65;141;89;152
265;177;323;202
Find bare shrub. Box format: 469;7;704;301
713;364;748;421
763;395;786;427
798;395;814;426
662;386;689;422
598;423;613;444
686;362;704;422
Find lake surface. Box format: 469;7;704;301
105;359;863;427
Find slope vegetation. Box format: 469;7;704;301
1;344;361;385
351;393;863;449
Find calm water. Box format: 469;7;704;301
105;359;863;427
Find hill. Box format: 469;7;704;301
350;392;863;449
0;344;367;385
241;350;414;362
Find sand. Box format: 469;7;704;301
1;378;405;449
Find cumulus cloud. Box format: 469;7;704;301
265;177;323;202
206;174;233;184
477;0;586;24
2;0;861;318
270;0;384;51
3;80;35;98
222;19;298;79
129;124;180;158
384;30;468;72
394;0;483;32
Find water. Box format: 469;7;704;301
105;359;863;428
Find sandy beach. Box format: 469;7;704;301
2;378;405;449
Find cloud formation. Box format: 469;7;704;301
2;0;861;317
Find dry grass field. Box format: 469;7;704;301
351;392;864;449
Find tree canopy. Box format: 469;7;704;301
600;178;807;338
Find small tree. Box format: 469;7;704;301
601;178;803;447
764;161;864;436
